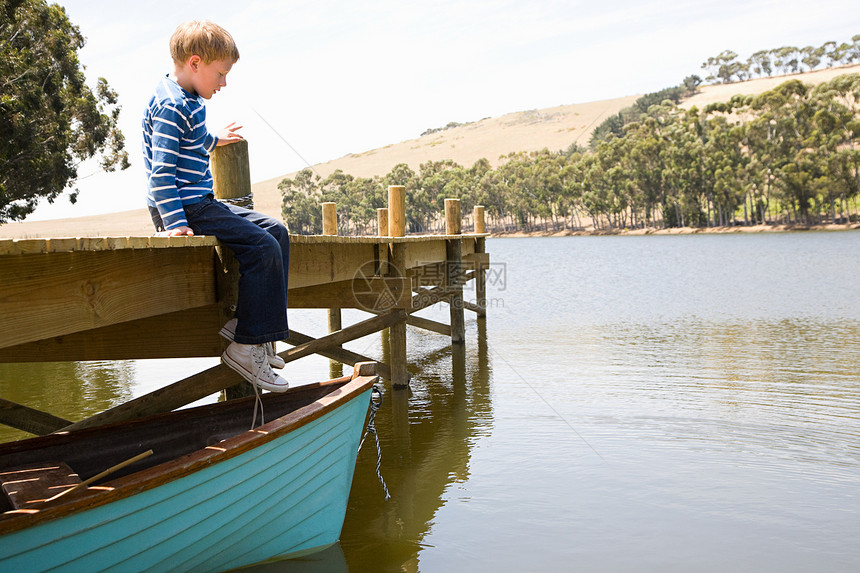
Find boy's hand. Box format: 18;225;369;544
155;226;195;237
216;122;244;146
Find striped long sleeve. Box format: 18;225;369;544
142;76;218;229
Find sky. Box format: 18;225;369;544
23;0;860;221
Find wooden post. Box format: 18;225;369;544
211;141;254;399
474;236;487;318
387;185;409;387
445;199;466;344
474;205;487;318
377;208;389;237
328;303;343;379
322;201;342;375
473;205;486;234
322;202;337;236
388;186;406;238
445;198;461;235
211;139;252;209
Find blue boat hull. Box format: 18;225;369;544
0;381;373;572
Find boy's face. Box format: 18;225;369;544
187;56;234;99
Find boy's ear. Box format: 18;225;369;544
188;54;202;71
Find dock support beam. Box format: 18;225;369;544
388;185;410;387
474;205;488;318
323;202;344;377
446;199;466;344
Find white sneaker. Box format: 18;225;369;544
219;318;286;369
222;342;289;393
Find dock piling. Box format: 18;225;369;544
473;205;487;318
387;186;410;387
445;199;466;344
322;202;338;236
377;208;389;237
323;202;344;377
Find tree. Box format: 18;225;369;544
279;169;322;234
748;50;773;77
0;0;128;223
702;50;743;83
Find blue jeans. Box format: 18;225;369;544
152;196;290;344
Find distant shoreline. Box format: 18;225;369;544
489;222;860;238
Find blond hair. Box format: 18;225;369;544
170;20;240;64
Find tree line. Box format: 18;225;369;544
280;74;860;234
701;36;860;84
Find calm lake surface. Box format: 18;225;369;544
1;232;859;572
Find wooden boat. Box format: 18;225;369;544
0;364;378;572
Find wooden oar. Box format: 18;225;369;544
42;449;154;504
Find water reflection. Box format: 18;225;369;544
0;361;136;442
338;319;492;572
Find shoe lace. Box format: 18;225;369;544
250;344;270;429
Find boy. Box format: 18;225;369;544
142;20;290;392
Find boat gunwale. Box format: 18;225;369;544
0;373;377;535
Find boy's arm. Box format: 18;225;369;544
147;104;190;230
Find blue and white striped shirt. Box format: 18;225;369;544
142;76;218;230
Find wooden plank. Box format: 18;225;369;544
0;248;217;350
0;234;487;254
0;236;218;255
0;305;223;362
0;399;72;435
403;240;447;270
462;251;490;269
59;362;244;432
412;285;460;311
0;462;82;508
405;315;451;336
366;309;451;336
408;262;447;290
288;277;411;310
286;330;391;380
287;242;378;289
282;309;407;363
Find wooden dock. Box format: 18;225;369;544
0;142;489;437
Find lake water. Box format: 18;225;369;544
1;232;859;572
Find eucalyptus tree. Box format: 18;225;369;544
279;169;322;234
320;169;356;232
800;45;826;71
743;80;823;222
475;168;508;231
413;159;465;232
659;106;707;227
810;74;860;221
703;114;748;225
702;50;739;83
747;50;774;77
1;0;129;222
349;176;385;233
495;152;538;230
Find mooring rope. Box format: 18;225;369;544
219;193;254;209
358;385;390;500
